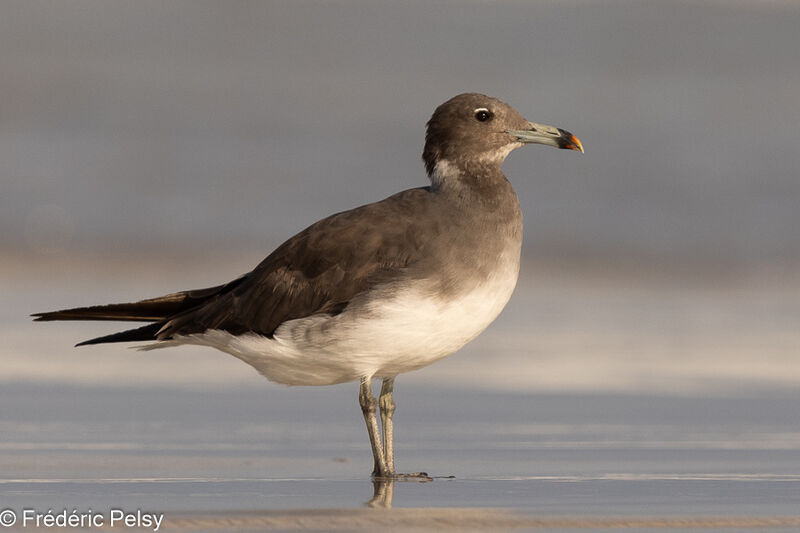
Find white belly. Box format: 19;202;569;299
165;259;520;386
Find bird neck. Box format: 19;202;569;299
429;158;512;196
427;158;522;233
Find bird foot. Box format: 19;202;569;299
372;471;433;482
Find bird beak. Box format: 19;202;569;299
506;121;584;153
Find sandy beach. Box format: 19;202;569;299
3;382;800;531
3;256;800;531
160;509;800;531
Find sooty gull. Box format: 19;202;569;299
33;93;582;479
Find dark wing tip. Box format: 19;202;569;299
75;323;164;347
75;337;103;347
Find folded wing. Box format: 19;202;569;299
32;187;433;347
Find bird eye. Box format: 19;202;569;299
474;108;493;122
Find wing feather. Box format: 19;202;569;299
159;187;433;338
32;187;436;345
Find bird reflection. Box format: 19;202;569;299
367;479;395;508
366;475;436;508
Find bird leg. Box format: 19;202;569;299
359;377;388;477
361;376;431;480
378;377;396;475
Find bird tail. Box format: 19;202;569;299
75;323;165;346
32;276;247;346
32;292;192;323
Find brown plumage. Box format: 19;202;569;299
32;93;582;480
33;187;452;345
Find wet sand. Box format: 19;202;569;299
2;385;800;531
161;509;800;531
3;256;800;530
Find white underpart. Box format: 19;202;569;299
144;254;520;386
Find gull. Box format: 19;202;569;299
34;93;582;479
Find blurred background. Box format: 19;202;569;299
2;0;799;395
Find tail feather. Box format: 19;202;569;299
32;294;186;322
76;323;164;346
32;276;247;323
32;275;248;347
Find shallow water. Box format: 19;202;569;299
3;261;800;529
2;384;799;521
